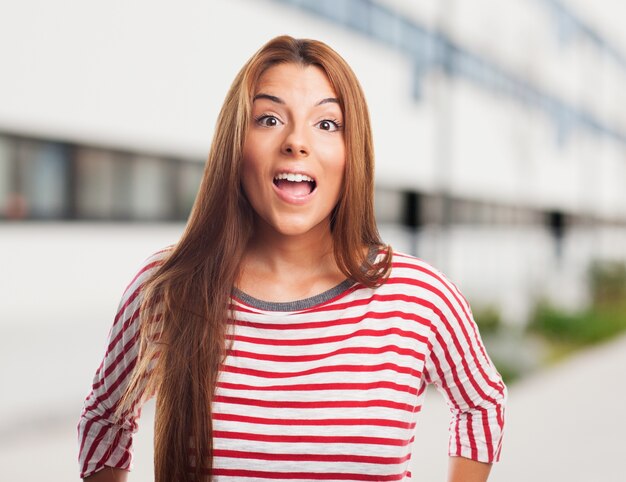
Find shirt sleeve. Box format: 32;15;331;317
422;271;507;463
77;251;166;479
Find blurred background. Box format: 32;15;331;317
1;0;625;480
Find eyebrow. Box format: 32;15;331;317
252;93;340;106
316;97;340;106
253;93;284;104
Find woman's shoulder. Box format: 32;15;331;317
378;247;469;307
381;248;447;280
120;245;174;297
142;245;174;269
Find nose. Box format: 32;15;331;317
281;124;309;158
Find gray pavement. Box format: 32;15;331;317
491;333;626;482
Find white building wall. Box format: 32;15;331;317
1;0;625;219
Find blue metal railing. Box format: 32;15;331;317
538;0;626;70
273;0;626;146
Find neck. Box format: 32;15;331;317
242;219;340;281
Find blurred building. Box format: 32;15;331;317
1;0;626;323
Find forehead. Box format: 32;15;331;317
254;63;337;100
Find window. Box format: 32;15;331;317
15;140;70;219
0;136;16;218
75;148;131;220
130;156;175;220
177;161;204;219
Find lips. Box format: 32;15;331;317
272;170;317;204
274;178;314;196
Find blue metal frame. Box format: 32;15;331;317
273;0;626;145
538;0;626;69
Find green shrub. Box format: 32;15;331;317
529;301;626;346
472;305;502;334
529;260;626;348
490;359;523;385
589;260;626;309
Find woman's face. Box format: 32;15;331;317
241;62;346;239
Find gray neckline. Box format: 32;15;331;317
232;277;356;312
232;246;379;312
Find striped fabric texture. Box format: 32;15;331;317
78;249;506;480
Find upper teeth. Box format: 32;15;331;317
274;173;314;182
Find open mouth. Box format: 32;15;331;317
273;172;317;197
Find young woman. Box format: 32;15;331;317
78;36;506;482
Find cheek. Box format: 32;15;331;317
318;138;346;173
328;147;346;192
240;154;260;202
241;137;257;172
242;132;276;180
241;138;266;183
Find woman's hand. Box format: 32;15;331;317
83;467;128;482
448;456;492;482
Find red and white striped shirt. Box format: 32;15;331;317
78;249;506;480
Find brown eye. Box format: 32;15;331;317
315;119;341;132
256;115;282;127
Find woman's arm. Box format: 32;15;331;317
448;457;492;482
78;251;167;478
84;467;128;482
420;265;507;471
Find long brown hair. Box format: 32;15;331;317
118;35;392;481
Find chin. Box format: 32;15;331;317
274;223;318;237
270;216;330;238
